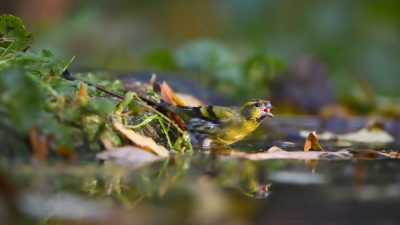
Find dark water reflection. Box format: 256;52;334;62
2;151;400;225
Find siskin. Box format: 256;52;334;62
160;99;274;147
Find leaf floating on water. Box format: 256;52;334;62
234;149;353;160
97;146;163;163
304;131;324;151
113;121;169;157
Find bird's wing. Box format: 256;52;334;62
176;105;235;123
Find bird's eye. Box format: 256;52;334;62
254;103;260;107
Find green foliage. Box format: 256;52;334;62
0;15;121;155
0;67;42;131
0;47;69;82
0;14;188;158
0;14;34;52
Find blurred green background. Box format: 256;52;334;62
2;0;400;115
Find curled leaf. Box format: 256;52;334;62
304;131;324;151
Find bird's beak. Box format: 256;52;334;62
263;102;275;117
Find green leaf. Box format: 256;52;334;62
0;66;42;131
0;14;35;52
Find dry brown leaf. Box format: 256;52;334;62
175;93;205;106
113;121;169;157
77;81;89;105
29;126;48;162
304;131;324;151
160;81;185;106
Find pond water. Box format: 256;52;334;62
1;116;400;225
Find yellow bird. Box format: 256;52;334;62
160;99;274;147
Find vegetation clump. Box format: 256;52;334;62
0;14;190;162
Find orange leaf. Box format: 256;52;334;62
113;121;169;157
77;81;89;105
29;126;48;162
304;131;324;151
170;112;187;132
174;93;205;106
160;81;184;106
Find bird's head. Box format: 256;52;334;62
240;99;275;122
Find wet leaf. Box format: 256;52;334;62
234;149;352;160
304;131;324;151
113;121;169;157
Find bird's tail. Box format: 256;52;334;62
157;99;181;114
